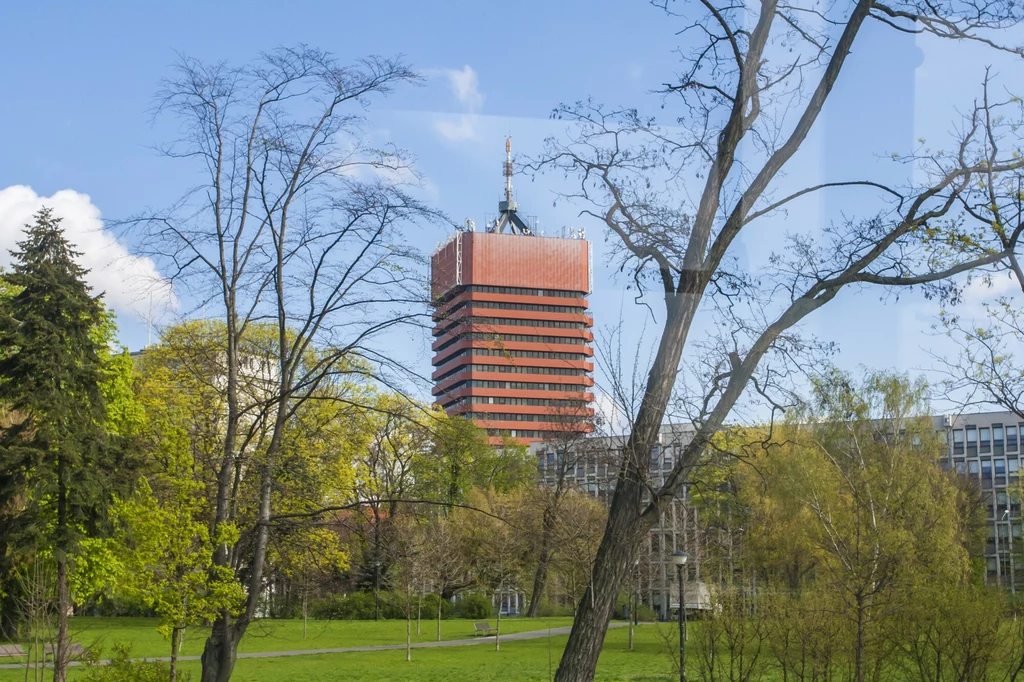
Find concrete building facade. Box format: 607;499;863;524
936;411;1024;589
532;424;709;619
529;411;1024;618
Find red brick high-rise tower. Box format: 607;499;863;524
430;139;595;445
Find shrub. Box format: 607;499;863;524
452;593;493;619
419;593;453;619
311;592;375;620
615;597;658;623
79;644;186;682
310;591;409;620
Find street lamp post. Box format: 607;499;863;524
671;551;689;682
1005;508;1017;595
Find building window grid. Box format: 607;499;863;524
443;379;590;393
434;332;591;354
465;411;589;423
435;284;588;303
435;317;589;337
536;418;1024;595
434;363;588;382
435;348;591;370
443;300;588;316
445;396;589;408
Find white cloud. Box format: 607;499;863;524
431;65;485;142
593;390;629;435
435;116;480;142
962;271;1019;306
443;65;484;111
0;185;176;321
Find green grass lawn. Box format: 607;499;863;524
0;618;677;681
4;616;681;681
74;615;573;657
197;626;676;682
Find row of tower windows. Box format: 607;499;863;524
434;332;590;353
464;411;588;423
435;317;589;338
435;363;588;382
486;429;573;439
442;301;587;317
437;285;588;301
445;379;590;392
446;396;590;408
438;348;589;365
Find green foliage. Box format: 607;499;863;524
416;411;535;507
98;345;145;439
0;268;20;306
79;644;187;682
420;592;453;620
309;592;417;620
702;370;993;680
452;593;493;619
111;476;244;639
0;207;111;551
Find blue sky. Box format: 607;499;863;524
2;1;1023;419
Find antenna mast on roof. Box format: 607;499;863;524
504;136;513;203
490;136;533;236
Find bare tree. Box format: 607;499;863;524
527;409;604;617
938;280;1024;419
125;47;438;682
529;2;1024;678
421;517;469;640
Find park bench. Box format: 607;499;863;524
42;643;87;660
473;622;496;636
0;644;25;658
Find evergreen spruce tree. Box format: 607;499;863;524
0;208;108;681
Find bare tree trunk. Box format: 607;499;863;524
528;506;558;618
856;593;865;682
553;490;651;681
53;461;70;682
406;587;412;663
437;594;442;642
170;626;181;682
53;556;68;682
495;591;501;652
555;297;690;681
628;578;634;652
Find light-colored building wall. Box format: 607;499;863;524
935;410;1023;589
533;410;1024;617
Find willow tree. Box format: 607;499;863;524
531;1;1024;678
126;48;438;682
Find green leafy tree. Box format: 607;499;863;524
416;411;534;510
0;208;112;682
730;372;980;682
113;473;243;682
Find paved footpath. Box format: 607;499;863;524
0;622;628;670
